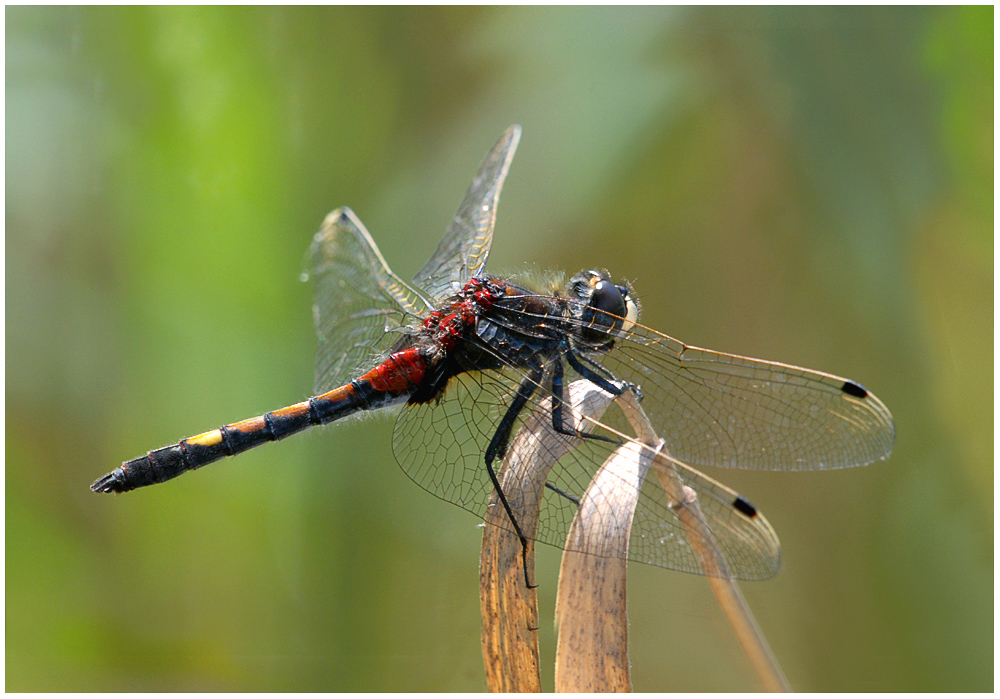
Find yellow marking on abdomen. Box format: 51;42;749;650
187;429;223;447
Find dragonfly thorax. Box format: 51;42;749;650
419;277;505;351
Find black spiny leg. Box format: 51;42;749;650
550;356;621;447
574;351;644;401
543;353;633;499
484;363;545;589
565;350;629;397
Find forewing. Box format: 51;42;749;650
310;207;431;392
600;323;896;471
411;125;521;300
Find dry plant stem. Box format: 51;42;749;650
480;522;541;692
554;439;649;692
616;390;790;692
480;384;614;692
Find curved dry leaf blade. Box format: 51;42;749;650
480;382;614;692
555;440;651;693
616;390;789;692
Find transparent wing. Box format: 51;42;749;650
309;207;431;393
601;322;896;471
389;288;894;577
486;295;895;472
628;460;780;578
411;125;521;300
392;363;781;580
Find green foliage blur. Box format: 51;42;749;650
6;6;992;692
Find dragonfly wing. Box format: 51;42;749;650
393;358;781;580
412;125;521;300
393;367;522;530
533;365;781;579
601;324;896;471
621;457;780;579
309;207;431;393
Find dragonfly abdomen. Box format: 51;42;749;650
92;348;431;494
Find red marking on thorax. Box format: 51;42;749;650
419;278;507;351
361;347;427;395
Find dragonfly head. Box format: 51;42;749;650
569;270;640;348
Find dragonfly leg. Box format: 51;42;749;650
574;351;643;400
550;357;620;447
484;363;545;590
565;349;630;396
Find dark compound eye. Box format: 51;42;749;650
570;271;634;346
589;279;627;320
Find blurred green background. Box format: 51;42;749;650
6;6;992;692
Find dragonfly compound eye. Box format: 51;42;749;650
572;275;629;347
589;279;627;323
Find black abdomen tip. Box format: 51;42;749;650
732;495;758;518
91;468;131;494
841;381;869;399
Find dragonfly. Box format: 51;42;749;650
92;125;895;584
